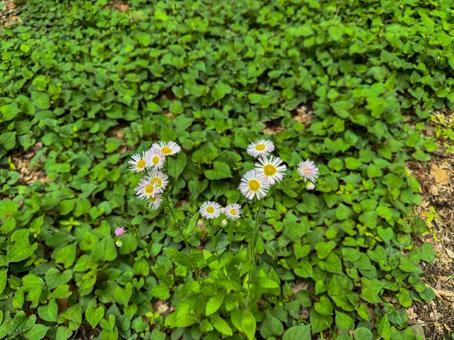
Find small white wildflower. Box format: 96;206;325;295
200;201;222;219
224;203;242;220
148;195;162;210
255;155;287;185
146;148;165;170
152;141;181;157
146;170;168;194
298;160;319;183
221;219;228;226
247;140;274;158
128;151;151;172
239;170;270;200
136;177;157;199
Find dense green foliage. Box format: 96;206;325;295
0;0;453;339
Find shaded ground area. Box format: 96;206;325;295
409;112;454;339
0;0;20;27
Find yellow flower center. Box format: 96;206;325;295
263;164;277;176
161;146;172;155
137;159;146;169
152;155;160;165
255;143;266;151
248;179;261;191
230;208;237;215
206;206;215;214
151;177;163;188
144;184;154;194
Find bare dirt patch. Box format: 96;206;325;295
0;0;21;27
293;104;314;127
407;112;454;339
107;0;129;12
11;143;48;184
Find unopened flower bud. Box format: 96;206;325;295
306;182;315;191
114;227;125;236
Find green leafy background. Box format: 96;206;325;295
0;0;453;339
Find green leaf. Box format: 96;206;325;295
23;324;48;340
7;229;37;263
210;314;233;336
204;161;232;180
38;299;58;322
260;315;284;338
320;253;343;274
0;132;16;150
54;243;77;268
205;295;224;316
354;327;373;340
167;152;187;178
240;310;256;340
45;268;72;289
336;311;354;330
86;305;104;328
0;269;7;294
315;241;336;259
377;227;394;243
314;296;333;316
0;102;21;121
283;324;311;340
212;83;232;100
310;310;333;334
294;261;313;278
397;288;412;308
331;100;353;118
91;236;117;262
336;204;352;220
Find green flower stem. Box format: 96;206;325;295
163;195;201;282
131;226;149;254
208;220;220;261
163;195;187;247
246;199;263;305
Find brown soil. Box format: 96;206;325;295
11;143;48;184
107;0;129;12
408;112;454;339
0;0;21;27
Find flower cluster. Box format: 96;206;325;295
199;201;242;221
129;141;181;210
240;139;319;199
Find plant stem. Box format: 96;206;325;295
131;226;149;254
246;199;263;306
163;195;201;283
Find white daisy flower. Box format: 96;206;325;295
136;177;157;199
146;170;168;194
200;201;222;219
148;195;162;210
152;141;181;157
146;148;165;170
255;155;287;185
247;140;274;158
224;203;242;220
128;152;151;172
298;160;319;183
239;170;270;200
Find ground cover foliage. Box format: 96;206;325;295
0;0;453;338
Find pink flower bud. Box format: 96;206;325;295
114;227;125;236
